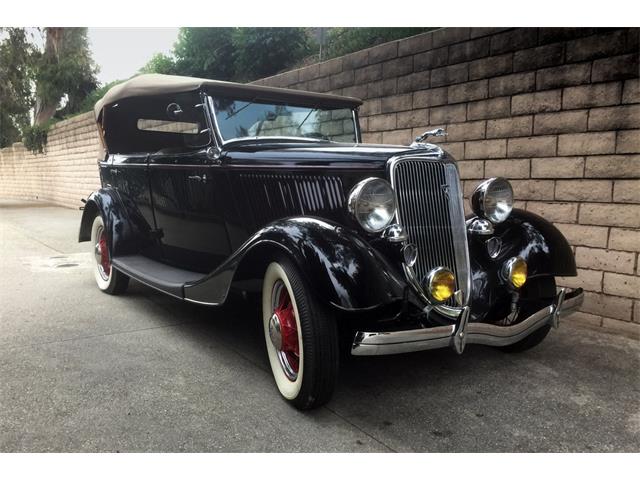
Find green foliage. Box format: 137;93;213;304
36;28;99;121
323;27;435;59
232;28;311;81
74;79;125;116
139;53;177;75
0;28;37;148
174;28;236;80
0;27;99;150
22;121;52;154
140;27;312;82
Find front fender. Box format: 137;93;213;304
468;208;577;320
184;217;406;310
498;208;576;278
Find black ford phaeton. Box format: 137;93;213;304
80;74;583;409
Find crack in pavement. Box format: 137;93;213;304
1;220;67;255
0;320;201;351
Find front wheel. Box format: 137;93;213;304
90;215;129;295
261;258;339;410
498;277;556;353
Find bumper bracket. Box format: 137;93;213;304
351;288;584;356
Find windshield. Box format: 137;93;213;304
212;98;357;143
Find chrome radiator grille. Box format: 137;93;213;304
392;158;470;307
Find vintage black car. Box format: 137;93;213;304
79;74;583;409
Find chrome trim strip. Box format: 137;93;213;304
351;289;584;356
445;163;472;307
353;109;362;143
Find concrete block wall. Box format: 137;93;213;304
0;27;638;334
256;27;640;335
0;112;101;209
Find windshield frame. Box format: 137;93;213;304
206;95;361;146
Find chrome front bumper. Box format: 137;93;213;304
351;288;584;356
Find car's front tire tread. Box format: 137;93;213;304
263;257;339;410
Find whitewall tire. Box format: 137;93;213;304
90;215;129;295
261;257;339;410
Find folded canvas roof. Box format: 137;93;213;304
94;73;362;121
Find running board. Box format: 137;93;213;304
111;255;206;299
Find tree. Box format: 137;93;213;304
34;27;98;125
323;27;434;59
173;27;236;80
139;53;177;75
232;28;311;81
0;28;36;148
0;27;99;151
140;27;311;82
75;79;124;116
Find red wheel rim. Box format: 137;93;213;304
270;281;300;380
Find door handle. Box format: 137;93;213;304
188;174;208;183
109;168;119;174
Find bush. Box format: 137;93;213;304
22;122;52;154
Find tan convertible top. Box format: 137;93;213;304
94;73;362;121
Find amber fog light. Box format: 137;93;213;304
424;267;456;304
504;257;527;288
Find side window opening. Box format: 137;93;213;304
102;92;211;155
137;119;200;134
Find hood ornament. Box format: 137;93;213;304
411;128;447;148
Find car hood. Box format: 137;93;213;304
221;141;446;167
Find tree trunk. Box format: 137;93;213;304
34;27;64;125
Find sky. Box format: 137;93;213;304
88;28;179;85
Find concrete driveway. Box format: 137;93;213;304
0;199;638;452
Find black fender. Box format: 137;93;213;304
468;208;577;320
497;208;576;278
78;187;152;256
184;217;406;311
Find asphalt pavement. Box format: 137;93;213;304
0;199;638;452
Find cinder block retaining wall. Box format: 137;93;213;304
0;112;100;208
255;27;640;335
1;28;638;334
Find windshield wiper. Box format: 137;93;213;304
225;101;254;120
297;108;317;130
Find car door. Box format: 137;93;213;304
109;152;161;258
149;151;230;273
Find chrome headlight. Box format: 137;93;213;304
348;177;396;233
471;177;514;223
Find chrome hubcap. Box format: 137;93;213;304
94;242;102;264
269;313;283;350
270;280;300;381
94;226;111;281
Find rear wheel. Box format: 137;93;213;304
90;215;129;295
498;277;556;353
262;258;339;410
